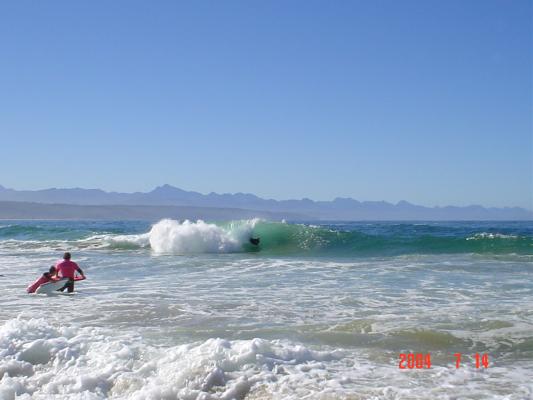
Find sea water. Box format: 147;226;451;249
0;219;532;399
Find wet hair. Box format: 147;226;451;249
49;266;56;274
63;252;71;260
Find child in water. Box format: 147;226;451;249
27;266;58;293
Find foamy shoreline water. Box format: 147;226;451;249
0;220;532;399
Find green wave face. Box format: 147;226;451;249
246;221;533;256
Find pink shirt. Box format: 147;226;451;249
55;260;79;279
27;274;53;293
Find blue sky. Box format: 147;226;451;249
0;0;531;209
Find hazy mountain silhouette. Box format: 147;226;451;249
0;184;530;220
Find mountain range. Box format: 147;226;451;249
0;184;531;220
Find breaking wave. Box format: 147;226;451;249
0;219;532;256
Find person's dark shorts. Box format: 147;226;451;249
60;278;74;293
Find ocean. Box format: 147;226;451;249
0;219;531;399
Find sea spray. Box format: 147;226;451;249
148;219;257;254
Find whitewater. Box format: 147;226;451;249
0;219;532;399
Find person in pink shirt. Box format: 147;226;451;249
55;252;85;293
27;266;57;293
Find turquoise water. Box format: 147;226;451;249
0;219;532;399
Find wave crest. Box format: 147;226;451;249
0;220;531;256
148;219;257;254
466;232;518;240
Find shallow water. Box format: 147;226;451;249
0;220;532;399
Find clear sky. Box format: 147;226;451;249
0;0;531;209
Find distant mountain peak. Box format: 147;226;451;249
333;197;360;204
151;184;186;193
154;184;176;190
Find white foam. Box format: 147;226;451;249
466;232;518;240
0;317;349;400
64;219;260;253
85;233;151;249
148;219;257;254
2;317;532;399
